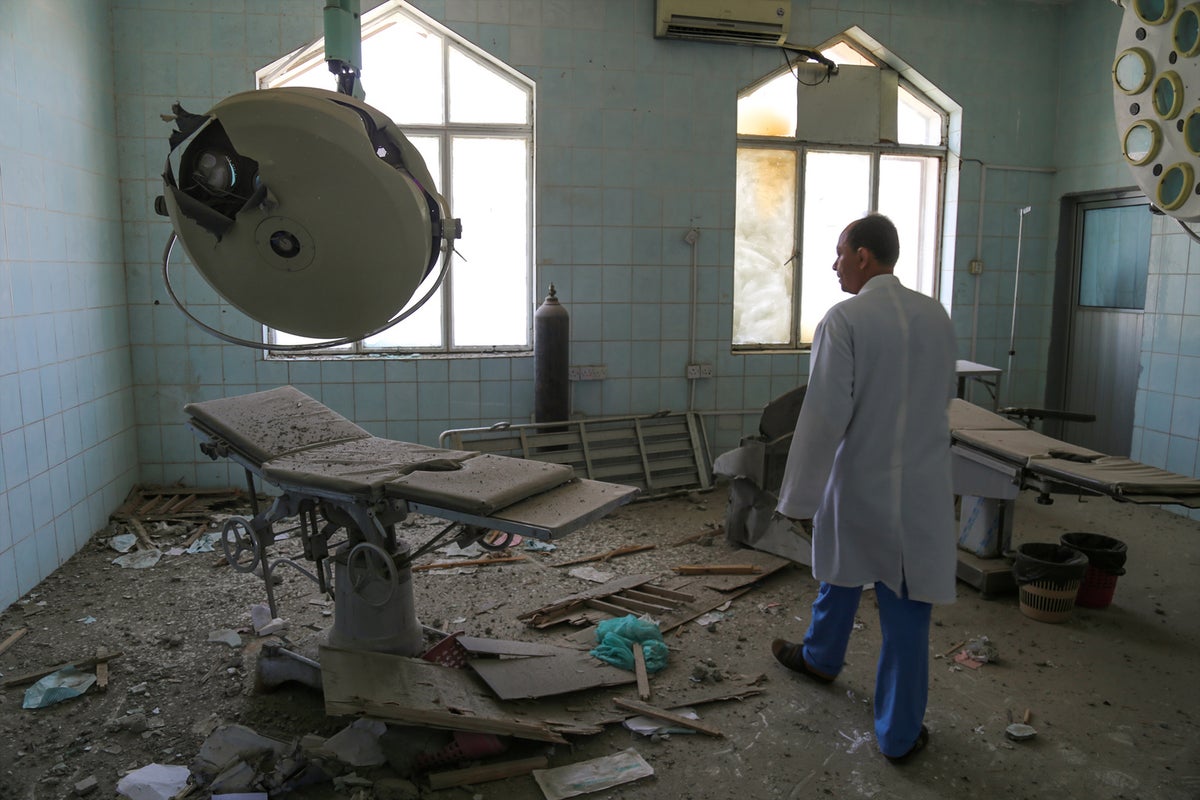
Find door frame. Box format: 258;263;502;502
1044;186;1148;439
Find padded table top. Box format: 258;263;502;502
953;427;1104;465
187;385;576;515
262;436;478;494
186;385;371;465
1027;456;1200;505
947;399;1025;432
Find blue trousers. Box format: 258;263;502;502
801;581;931;757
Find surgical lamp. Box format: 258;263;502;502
1113;0;1200;220
154;1;460;347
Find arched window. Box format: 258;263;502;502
259;1;535;354
733;32;954;349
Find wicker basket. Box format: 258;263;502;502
1018;578;1082;623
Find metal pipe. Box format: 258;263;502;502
685;227;701;411
1005;205;1033;406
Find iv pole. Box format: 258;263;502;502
1004;205;1033;406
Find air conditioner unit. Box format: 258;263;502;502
655;0;790;46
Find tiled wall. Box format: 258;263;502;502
115;0;1070;486
1138;217;1200;522
0;1;138;611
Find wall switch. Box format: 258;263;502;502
969;259;984;274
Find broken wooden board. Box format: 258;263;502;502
319;646;567;743
456;637;578;657
612;696;723;737
671;549;791;592
672;564;762;575
533;551;791;646
553;544;655;568
0;627;28;657
468;646;635;700
518;575;697;629
428;755;549;791
112;484;251;523
0;650;124;688
632;643;650;701
524;677;766;737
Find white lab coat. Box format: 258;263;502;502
777;274;958;604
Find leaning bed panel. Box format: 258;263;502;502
185;385;371;465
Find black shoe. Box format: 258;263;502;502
770;639;836;683
884;725;929;764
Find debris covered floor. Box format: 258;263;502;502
0;486;1198;800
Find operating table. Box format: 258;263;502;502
185;385;637;657
717;393;1200;592
949;398;1200;509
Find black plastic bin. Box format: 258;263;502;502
1012;543;1088;623
1060;532;1127;609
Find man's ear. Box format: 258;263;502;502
856;246;869;269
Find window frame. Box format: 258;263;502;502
256;1;536;358
732;40;950;352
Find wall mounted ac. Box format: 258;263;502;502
655;0;790;46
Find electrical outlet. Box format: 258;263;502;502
568;364;607;381
686;363;714;379
969;259;984;274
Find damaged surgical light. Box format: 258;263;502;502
1113;1;1200;220
155;87;461;344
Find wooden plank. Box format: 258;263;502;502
612;697;723;737
517;575;654;621
0;627;28;657
585;598;636;617
134;493;160;515
528;604;588;629
167;493;197;514
413;556;526;572
182;525;207;549
620;588;685;608
468;647;634;700
673;565;763;575
319;646;567;743
95;647;109;692
128;518;156;551
1;650;124;688
689;551;792;592
553;544;655;568
427;756;549;790
604;594;675;616
635;585;697;603
632;643;650;701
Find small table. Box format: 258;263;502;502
955;360;1002;409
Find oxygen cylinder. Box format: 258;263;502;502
534;284;570;423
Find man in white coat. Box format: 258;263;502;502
771;213;957;763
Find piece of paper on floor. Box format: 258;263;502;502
532;748;653;800
568;566;614;583
623;708;700;736
954;651;985;670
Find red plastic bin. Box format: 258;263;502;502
1074;565;1120;609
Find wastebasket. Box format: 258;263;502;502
1012;543;1089;623
1060;532;1127;609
